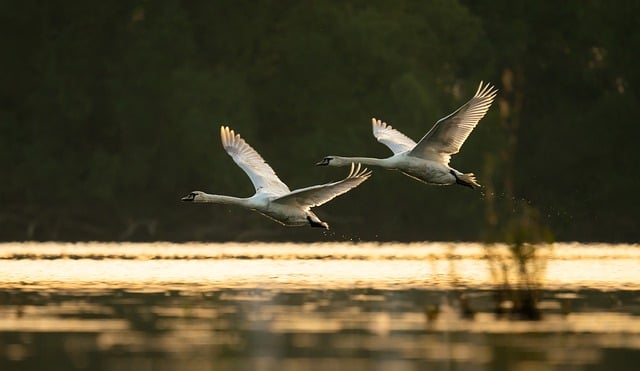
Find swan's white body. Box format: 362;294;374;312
317;81;497;188
182;126;371;229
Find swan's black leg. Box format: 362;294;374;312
307;216;329;229
450;170;473;189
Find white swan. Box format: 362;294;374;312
182;126;371;229
317;81;497;188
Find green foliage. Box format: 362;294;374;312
0;1;637;241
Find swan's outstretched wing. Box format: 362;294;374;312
409;81;497;163
372;118;417;154
275;163;371;208
220;126;290;195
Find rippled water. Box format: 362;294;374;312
1;242;639;370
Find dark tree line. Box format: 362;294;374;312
1;1;638;242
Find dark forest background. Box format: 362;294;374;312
1;1;638;242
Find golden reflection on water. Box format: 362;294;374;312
0;242;639;290
1;241;639;260
1;242;639;371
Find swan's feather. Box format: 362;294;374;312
220;126;291;196
275;163;371;208
371;118;417;154
410;81;497;163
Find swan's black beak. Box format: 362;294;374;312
181;193;195;202
316;157;331;166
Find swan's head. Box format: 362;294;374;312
181;191;206;202
316;156;349;167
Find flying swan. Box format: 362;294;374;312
182;126;371;229
316;81;497;188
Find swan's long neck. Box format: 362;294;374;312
335;156;390;167
198;193;249;206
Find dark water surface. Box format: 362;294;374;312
1;242;639;370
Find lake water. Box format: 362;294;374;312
1;242;639;370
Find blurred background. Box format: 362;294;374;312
1;0;638;243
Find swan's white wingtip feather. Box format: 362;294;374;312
474;81;499;99
476;81;484;95
372;118;388;129
346;162;371;180
220;125;229;145
220;125;247;149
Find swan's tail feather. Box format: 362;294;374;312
457;172;481;189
